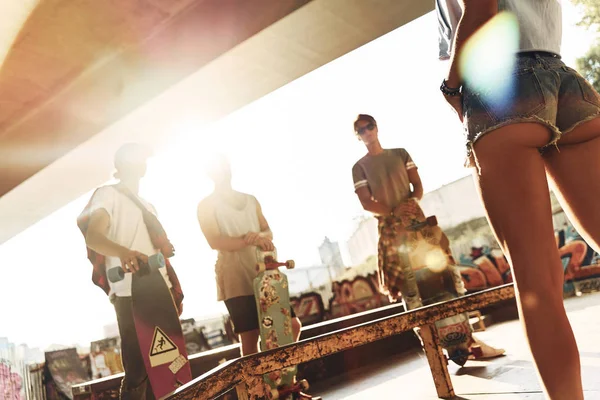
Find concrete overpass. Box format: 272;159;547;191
0;0;433;244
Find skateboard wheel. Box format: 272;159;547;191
107;267;124;283
148;253;166;270
299;379;309;391
257;262;267;273
286;260;295;270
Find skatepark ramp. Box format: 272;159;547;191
72;303;430;398
167;284;516;400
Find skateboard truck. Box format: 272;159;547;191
256;251;295;273
107;253;165;282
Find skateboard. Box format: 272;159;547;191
392;207;475;366
112;253;192;398
253;249;319;400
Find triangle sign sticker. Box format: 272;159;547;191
150;327;177;357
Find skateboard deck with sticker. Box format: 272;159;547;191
391;200;473;366
130;253;192;398
252;249;319;400
254;249;297;395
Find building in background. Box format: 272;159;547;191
419;176;487;229
318;237;345;278
346;217;378;266
103;323;119;339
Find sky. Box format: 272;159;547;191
1;3;597;351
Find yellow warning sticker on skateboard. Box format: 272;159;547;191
149;327;179;367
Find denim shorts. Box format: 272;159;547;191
462;52;600;168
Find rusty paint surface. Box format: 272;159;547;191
419;324;454;399
73;301;417;399
168;284;515;400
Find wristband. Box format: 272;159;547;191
440;79;462;96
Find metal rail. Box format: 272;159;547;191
168;284;516;400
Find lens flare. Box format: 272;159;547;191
460;12;520;112
405;240;449;274
424;247;449;274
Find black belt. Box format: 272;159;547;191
519;51;561;59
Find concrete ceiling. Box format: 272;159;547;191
0;0;312;198
0;0;433;244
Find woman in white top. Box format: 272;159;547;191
437;1;600;399
197;155;302;356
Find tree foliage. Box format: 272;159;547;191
573;0;600;92
572;0;600;31
576;45;600;92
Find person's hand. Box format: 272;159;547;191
244;232;261;245
392;203;406;217
443;93;464;123
256;237;275;251
178;302;184;316
118;249;148;274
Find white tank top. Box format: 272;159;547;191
214;194;261;237
437;0;562;60
213;193;262;301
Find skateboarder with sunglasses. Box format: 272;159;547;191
350;114;504;363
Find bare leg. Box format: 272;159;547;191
239;329;260;356
544;117;600;253
471;123;582;400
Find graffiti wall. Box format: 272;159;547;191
89;338;123;380
456;219;600;296
457;246;513;292
290;272;389;324
0;361;24;400
290;292;326;325
329;273;389;319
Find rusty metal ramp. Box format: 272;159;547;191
310;292;600;399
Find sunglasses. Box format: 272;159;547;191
356;123;376;135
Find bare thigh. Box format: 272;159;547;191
471;123;564;293
544;117;600;252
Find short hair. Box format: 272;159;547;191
114;142;151;170
353;114;377;133
205;153;231;182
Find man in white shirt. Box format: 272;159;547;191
78;143;183;400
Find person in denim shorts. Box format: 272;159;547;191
437;1;600;399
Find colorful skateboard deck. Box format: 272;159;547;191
252;250;320;400
254;250;297;396
392;202;473;366
130;253;192;399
